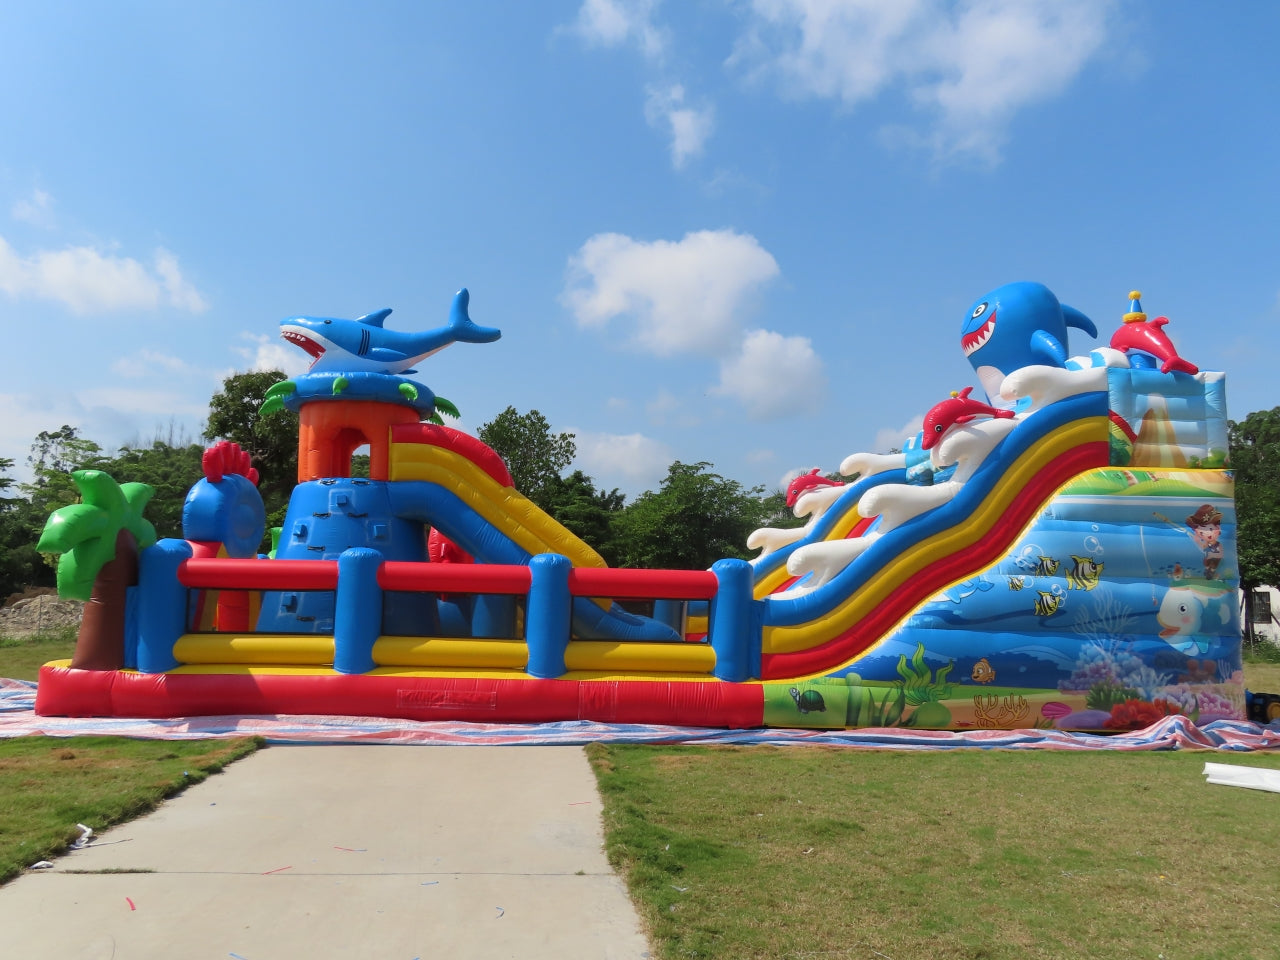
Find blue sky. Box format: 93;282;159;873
1;1;1276;499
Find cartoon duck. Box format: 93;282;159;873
971;658;997;684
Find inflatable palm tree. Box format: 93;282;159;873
37;470;156;670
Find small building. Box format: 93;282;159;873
1245;586;1280;645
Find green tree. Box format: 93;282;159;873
0;457;50;600
1230;408;1280;631
477;406;575;511
21;425;107;516
204;370;299;526
541;470;626;563
612;461;772;570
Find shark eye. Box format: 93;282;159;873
324;319;332;324
970;301;989;320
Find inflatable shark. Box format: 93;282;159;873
960;282;1097;407
280;288;501;375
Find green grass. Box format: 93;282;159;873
589;745;1280;960
0;736;261;886
0;627;77;681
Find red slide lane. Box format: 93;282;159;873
760;441;1109;679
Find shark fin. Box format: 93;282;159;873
1061;304;1097;339
1029;329;1068;366
369;347;409;363
357;309;393;328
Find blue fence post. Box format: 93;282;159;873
136;538;192;674
526;553;571;678
334;548;383;674
710;558;760;681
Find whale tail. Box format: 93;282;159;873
448;288;502;344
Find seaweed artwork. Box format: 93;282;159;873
897;643;955;705
973;694;1030;729
845;683;907;728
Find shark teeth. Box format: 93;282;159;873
282;330;326;361
961;314;997;357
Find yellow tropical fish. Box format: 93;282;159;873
1067;555;1104;590
971;657;996;684
1008;576;1026;591
1035;556;1060;577
1034;591;1063;617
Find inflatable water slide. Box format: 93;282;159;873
35;285;1244;731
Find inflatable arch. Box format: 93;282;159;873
35;285;1244;731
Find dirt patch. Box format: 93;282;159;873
0;594;83;638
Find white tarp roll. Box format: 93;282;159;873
1203;762;1280;793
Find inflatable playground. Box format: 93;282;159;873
34;283;1245;732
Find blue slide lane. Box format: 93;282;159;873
388;481;681;643
763;390;1108;629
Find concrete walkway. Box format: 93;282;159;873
0;745;652;959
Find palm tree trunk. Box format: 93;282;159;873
70;529;138;670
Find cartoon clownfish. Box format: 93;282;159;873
971;658;996;684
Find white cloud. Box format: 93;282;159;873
645;388;682;422
233;332;311;378
570;0;667;59
733;0;1111;161
155;248;209;313
713;328;826;421
0;236;209;314
11;189;54;228
0;389;206;485
77;386;208;424
733;0;928;102
112;350;191;379
645;85;715;168
562;229;780;356
873;412;925;453
568;428;674;493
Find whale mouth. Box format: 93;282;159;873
961;312;997;357
282;329;325;367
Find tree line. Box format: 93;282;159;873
3;374;1278;604
0;372;792;601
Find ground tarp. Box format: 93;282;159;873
4;677;1280;749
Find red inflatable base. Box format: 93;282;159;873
34;665;765;729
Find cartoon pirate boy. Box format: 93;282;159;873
1185;504;1223;580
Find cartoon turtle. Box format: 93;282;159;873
789;687;827;715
